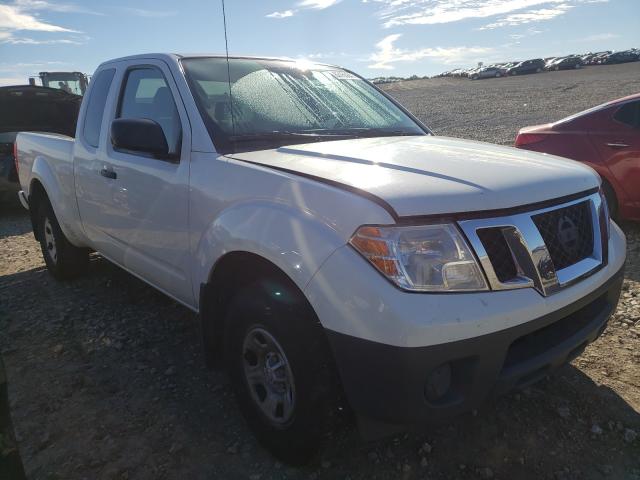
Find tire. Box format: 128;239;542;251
601;181;619;220
36;200;88;280
224;280;341;464
536;68;542;73
555;66;560;71
471;75;478;80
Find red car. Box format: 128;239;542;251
515;93;640;221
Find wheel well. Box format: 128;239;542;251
200;252;311;368
28;179;48;241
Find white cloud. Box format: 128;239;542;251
0;1;92;46
266;10;295;18
3;36;84;45
365;0;607;28
575;32;619;42
298;0;342;9
0;4;78;32
120;7;177;18
13;0;103;15
480;4;573;29
0;76;26;85
368;33;494;70
0;60;72;86
267;0;342;18
374;0;566;27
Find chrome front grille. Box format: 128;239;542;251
532;200;594;270
459;192;607;296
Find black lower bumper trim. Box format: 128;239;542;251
325;266;624;425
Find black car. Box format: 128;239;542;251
545;56;583;71
506;58;546;75
0;85;81;206
601;51;639;64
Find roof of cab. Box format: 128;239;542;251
98;53;340;69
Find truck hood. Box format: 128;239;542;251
230;135;599;218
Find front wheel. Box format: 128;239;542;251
36;200;88;279
224;280;341;464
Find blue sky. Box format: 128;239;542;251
0;0;638;85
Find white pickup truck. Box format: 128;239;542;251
16;53;626;463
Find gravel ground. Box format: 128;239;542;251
382;62;640;145
1;63;639;480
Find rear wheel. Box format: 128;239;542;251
224;280;341;464
36;200;88;280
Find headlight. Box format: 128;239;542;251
349;224;488;292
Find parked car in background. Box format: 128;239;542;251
506;59;546;75
601;51;639;65
591;52;612;64
583;51;611;65
0;85;81;206
545;56;583;71
16;53;625;462
469;66;503;79
515;93;640;221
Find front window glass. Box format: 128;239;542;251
181;57;425;153
118;67;182;156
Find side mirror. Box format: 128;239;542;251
110;118;170;159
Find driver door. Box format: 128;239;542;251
100;61;194;306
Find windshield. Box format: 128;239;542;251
181;57;426;153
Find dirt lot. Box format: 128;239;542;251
1;63;640;480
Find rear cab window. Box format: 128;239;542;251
82;69;116;148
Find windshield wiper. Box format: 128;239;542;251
229;130;355;142
342;128;424;138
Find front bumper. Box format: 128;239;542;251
305;222;626;425
325;265;623;425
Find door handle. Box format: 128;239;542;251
100;168;117;179
605;142;630;149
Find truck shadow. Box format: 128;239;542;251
0;256;638;479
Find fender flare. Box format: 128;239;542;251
193;199;347;302
194;200;348;368
30;157;87;246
